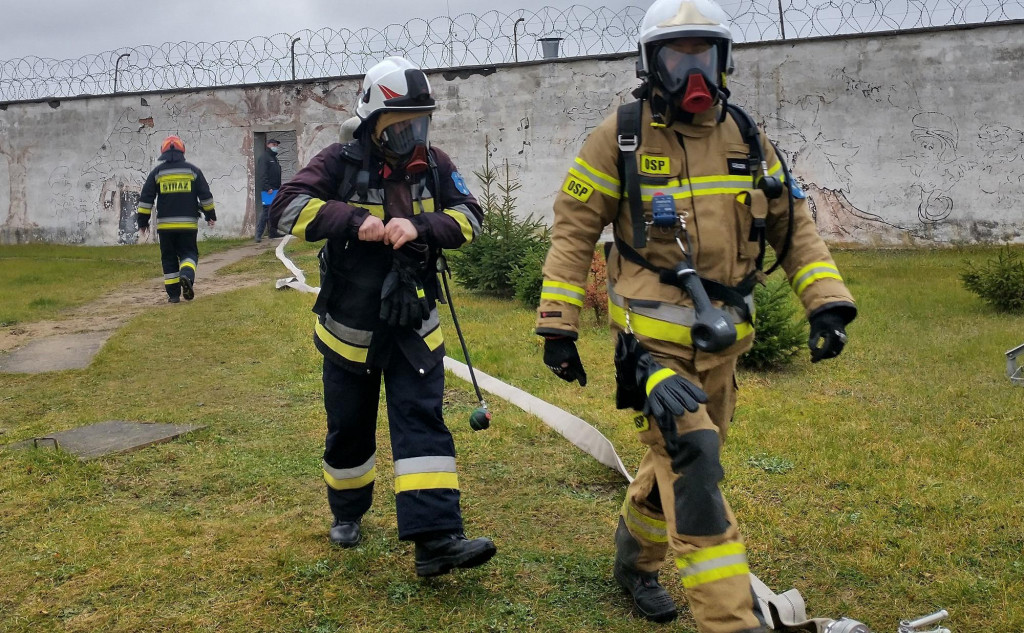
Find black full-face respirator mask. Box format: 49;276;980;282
650;39;727;122
378;115;431;174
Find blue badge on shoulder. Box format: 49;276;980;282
790;181;807;199
452;171;470;195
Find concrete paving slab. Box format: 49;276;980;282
5;421;204;460
0;331;115;373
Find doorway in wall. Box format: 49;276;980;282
254;130;299;193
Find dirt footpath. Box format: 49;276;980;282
0;241;277;373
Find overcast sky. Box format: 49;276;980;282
0;1;645;61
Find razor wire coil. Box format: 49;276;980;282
1;1;1021;101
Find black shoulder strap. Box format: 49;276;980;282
336;141;364;201
724;103;794;276
616;100;646;249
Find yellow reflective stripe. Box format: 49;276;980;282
541;292;583;308
645;368;675;395
568;167;618;199
323;465;376;490
679;562;751;588
676;542;749;588
575;157;620;187
414;198;436;214
362;204;385;220
157;222;199;230
394;472;459;493
137;208;152;215
792;262;843;296
767;160;784;178
201;202;215;211
610;300;753;346
545;280;585;294
423;326;444;352
292;199;326;241
795;271;843;296
622;498;668;544
180;261;196;271
416;288;425;299
164;278;179;285
315;320;369;363
542;280;586;308
443;209;475;243
682;541;746;565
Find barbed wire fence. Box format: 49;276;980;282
1;1;1022;102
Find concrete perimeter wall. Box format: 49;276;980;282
1;21;1022;246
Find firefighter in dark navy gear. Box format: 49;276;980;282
536;0;856;630
137;135;217;303
270;56;495;577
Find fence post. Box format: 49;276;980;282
290;37;301;81
514;17;526;62
113;53;130;93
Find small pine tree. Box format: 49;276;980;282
961;246;1024;313
740;276;807;371
448;139;550;307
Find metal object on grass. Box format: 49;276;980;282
1007;343;1024;386
898;609;950;633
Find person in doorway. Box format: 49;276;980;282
535;0;856;630
270;57;495;577
255;138;283;242
137;135;216;303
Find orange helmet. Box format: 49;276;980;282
160;135;185;153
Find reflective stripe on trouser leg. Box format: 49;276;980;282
384;355;463;540
176;231;199;283
627;351;761;633
620;452;670;574
159;234;181;298
322;358;382;522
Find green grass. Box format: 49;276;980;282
1;245;1023;632
0;239;246;326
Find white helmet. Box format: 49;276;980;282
355;56;435;122
637;0;734;92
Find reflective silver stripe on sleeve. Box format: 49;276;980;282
323;313;373;347
447;203;481;234
277;194;312;235
393;456;457;476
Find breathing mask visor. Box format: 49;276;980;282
653;40;722;114
380;115;431;173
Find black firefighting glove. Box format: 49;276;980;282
808;309;849;363
379;251;431;330
635;353;707;439
543;337;588;386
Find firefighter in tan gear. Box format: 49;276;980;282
536;0;856;630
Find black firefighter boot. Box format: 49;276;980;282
329;519;361;548
414;532;497;577
613;517;678;623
